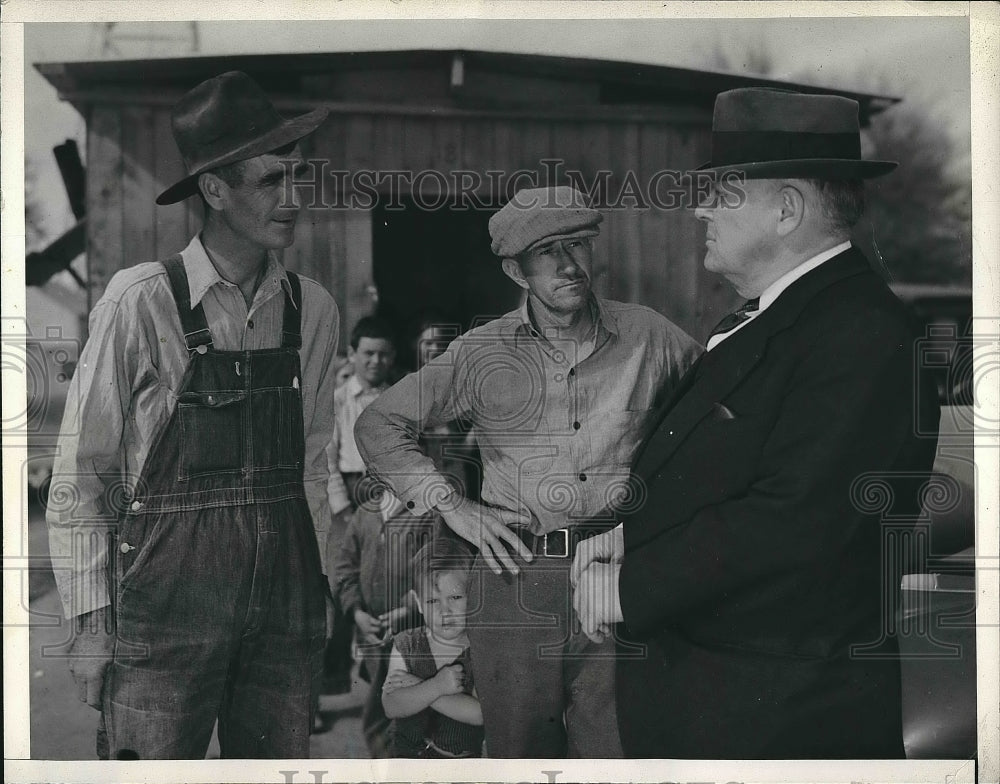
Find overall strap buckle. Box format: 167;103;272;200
162;255;213;353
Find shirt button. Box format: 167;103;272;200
579;473;587;482
120;542;134;554
573;421;581;430
406;501;415;510
130;500;143;512
247;319;254;329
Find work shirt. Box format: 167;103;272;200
46;235;340;619
325;374;388;514
356;298;701;534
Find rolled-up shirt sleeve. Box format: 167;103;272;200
355;345;469;516
46;299;136;620
325;414;352;515
300;285;340;557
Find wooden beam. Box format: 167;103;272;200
57;89;712;126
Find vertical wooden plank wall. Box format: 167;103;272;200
86;100;721;346
152;108;191;259
120;107;157;268
85;106;122;309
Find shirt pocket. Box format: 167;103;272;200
176;389;246;479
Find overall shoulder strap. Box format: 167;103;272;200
282;270;303;350
162;255;213;352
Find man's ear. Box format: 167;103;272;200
501;258;529;291
199;172;226;212
776;183;805;237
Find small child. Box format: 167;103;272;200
381;539;484;758
332;500;434;756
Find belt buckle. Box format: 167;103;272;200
543;528;569;558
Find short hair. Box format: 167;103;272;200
197;140;300;204
349;315;396;351
410;537;476;597
804;178;866;233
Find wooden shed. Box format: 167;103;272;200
37;50;896;358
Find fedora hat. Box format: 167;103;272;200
696;87;896;180
156;71;329;205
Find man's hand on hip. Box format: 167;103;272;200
68;607;115;709
573;561;624;644
438;493;533;575
570;524;624;587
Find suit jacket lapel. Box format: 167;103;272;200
633;247;874;480
634;326;768;477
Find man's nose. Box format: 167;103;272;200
694;205;712;222
555;250;584;276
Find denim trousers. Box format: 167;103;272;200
466;555;624;758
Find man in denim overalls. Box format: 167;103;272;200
46;72;341;759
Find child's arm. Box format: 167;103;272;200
333;514;363;617
381;648;464;719
428;684;483;725
333;515;384;644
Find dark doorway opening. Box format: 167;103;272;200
372;197;521;371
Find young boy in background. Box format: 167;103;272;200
322;316;397;696
382;539;484;758
333;498;437;756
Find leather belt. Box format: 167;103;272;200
513;521;617;559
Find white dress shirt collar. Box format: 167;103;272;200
707;240;851;351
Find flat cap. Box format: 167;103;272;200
489;186;603;258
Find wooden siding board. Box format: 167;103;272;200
519;121;552;177
605;122;642;308
325;213;349;353
344;114;376;173
638;123;677;325
491;120;521;200
152;108;190;259
374;115;406;171
459;118;496;202
401;116;435;187
344;209;375;339
121;107;157;267
85;106;123;308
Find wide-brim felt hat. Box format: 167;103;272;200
696;87;897;180
156;71;329;205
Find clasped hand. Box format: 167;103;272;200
570;526;625;644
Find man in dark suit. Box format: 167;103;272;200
571;87;941;759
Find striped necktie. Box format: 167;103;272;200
708;298;760;339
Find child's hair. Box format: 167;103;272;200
349;315;396;351
410;536;475;597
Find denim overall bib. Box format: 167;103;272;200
100;256;326;759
